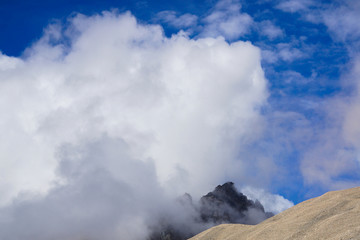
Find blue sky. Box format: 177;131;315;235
0;0;360;238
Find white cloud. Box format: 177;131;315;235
290;1;360;192
0;11;268;239
276;0;315;13
257;20;284;40
300;126;360;190
320;1;360;50
261;42;308;63
0;53;22;70
201;0;253;40
241;186;294;214
155;11;198;28
344;61;360;151
0;137;162;240
279;0;360;50
277;43;306;62
297;67;360;191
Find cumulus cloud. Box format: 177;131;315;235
0;136;162;239
0;53;22;70
0;10;269;239
200;0;253;40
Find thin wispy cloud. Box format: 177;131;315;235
155;11;198;28
257;20;284;40
276;0;315;13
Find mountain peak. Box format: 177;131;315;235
200;182;272;224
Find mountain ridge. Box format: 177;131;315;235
190;186;360;240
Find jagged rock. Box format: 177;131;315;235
199;182;273;224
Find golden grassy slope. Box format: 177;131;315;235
190;186;360;240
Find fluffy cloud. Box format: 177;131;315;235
200;0;253;40
0;10;268;239
0;137;162;239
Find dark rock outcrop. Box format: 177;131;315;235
199;182;273;224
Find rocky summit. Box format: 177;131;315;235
148;182;273;240
199;182;273;224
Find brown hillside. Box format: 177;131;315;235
189;186;360;240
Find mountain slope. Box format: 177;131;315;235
190;186;360;240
